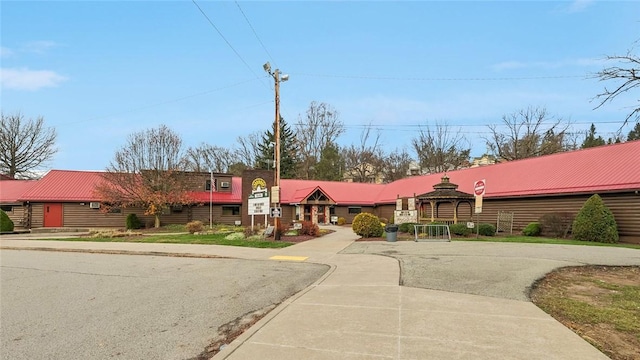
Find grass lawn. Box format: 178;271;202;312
457;235;640;249
531;266;640;360
47;232;294;249
393;232;640;249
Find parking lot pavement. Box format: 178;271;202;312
1;250;328;360
341;240;640;300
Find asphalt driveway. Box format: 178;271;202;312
341;240;640;301
1;250;328;360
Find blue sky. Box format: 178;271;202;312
1;0;639;171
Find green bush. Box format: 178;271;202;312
477;223;496;236
539;212;573;238
186;220;204;234
398;222;418;233
125;213;142;230
449;223;471;236
352;212;384;238
337;217;346;226
0;209;14;232
522;222;542;236
572;194;618;243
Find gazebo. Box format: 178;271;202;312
416;174;474;224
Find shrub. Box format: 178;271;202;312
352;212;384;238
337;217;346;226
449;223;471;236
477;223;496;236
522;222;542;236
379;217;388;224
125;213;142;230
539;212;573;238
244;226;258;237
572;194;618;243
0;209;14;232
225;232;245;240
186;220;204;234
398;222;418;233
298;221;319;236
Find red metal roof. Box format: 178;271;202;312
0;180;38;203
376;140;640;203
281;179;385;205
18;170;105;202
19;170;244;204
189;177;243;204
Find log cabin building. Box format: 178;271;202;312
1;140;639;243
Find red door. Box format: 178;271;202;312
44;203;63;227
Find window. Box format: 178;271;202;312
222;205;240;216
108;208;122;214
205;180;211;191
348;207;362;214
0;205;13;212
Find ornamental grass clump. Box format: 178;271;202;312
352;212;384;238
186;220;204;234
572;194;618;243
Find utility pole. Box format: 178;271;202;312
264;62;288;240
274;69;281;240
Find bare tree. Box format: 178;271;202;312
380;148;414;183
185;143;238;173
0;112;57;179
94;125;191;228
295;102;345;179
412;121;470;174
484;107;573;161
593;44;640;127
342;124;384;183
234;131;261;169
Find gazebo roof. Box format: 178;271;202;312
416;174;474;200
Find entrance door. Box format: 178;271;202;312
44;203;63;227
317;206;325;224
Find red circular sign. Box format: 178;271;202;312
474;180;485;196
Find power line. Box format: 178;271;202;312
191;0;268;89
58;78;267;126
235;1;277;68
290;73;586;81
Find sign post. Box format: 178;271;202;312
474;179;486;238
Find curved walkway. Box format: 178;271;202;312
3;227;639;359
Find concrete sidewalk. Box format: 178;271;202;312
0;228;609;359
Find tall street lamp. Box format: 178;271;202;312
263;62;288;240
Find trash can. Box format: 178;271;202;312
385;224;399;242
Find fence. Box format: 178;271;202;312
496;211;514;234
414;224;451;242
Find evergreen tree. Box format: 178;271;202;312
314;142;344;181
581;123;606;148
628;122;640;141
572;194;618;243
255;117;299;179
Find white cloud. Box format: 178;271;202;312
21;40;58;54
0;67;68;91
0;47;14;58
567;0;595;13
